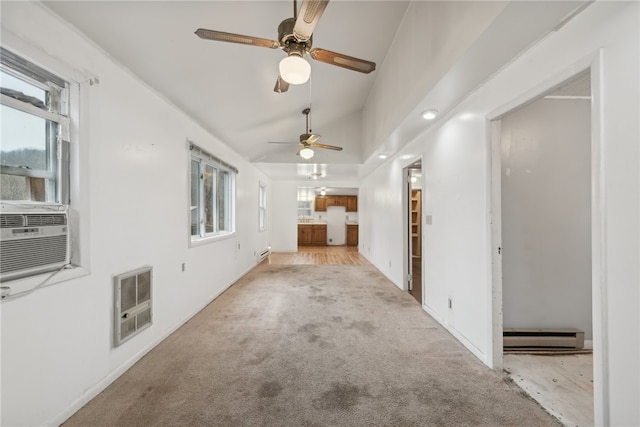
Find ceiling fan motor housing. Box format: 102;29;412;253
278;18;312;54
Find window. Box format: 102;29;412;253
297;187;314;219
190;142;236;240
258;182;267;231
1;48;70;204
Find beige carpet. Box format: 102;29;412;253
63;264;560;426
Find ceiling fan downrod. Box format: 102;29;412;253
303;107;311;133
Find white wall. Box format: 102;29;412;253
0;3;271;426
501;98;592;339
359;1;639;425
270;181;299;252
362;0;507;158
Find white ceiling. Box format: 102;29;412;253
43;0;410;180
42;0;591;183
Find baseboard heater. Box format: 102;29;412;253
256;247;271;264
503;328;585;350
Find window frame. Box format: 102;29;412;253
0;45;87;289
189;143;237;244
258;182;267;232
0;48;70;204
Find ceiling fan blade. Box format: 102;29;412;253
313;143;343;151
300;133;320;144
309;48;376;74
293;0;330;41
307;134;321;144
274;75;290;93
195;29;280;49
268;141;298;144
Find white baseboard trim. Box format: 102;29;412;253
422;303;490;367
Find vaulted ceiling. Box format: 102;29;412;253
43;0;590;182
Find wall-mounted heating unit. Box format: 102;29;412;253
114;266;153;347
0;208;69;282
257;247;271;264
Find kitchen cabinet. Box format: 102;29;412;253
346;224;358;247
315;196;327;212
298;224;313;246
312;224;327;246
346;196;357;212
331;196;346;207
314;195;357;212
298;224;327;246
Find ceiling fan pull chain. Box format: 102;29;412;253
308;76;313;132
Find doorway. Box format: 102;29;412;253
405;161;423;304
492;70;594;426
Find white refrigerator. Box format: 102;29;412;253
326;205;346;245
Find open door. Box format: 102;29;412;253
404;161;423;304
492;70;595;426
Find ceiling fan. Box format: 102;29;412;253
269;108;343;159
195;0;376;93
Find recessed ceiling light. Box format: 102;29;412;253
422;109;438;120
378;154;388;159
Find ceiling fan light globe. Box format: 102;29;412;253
299;147;314;159
279;55;311;85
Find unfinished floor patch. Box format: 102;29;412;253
504;353;593;426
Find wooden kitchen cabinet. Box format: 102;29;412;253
298;224;312;246
346;224;358;247
298;224;327;246
315;196;327;212
346;196;358;212
331;196;346;207
312;224;327;246
314;195;358;212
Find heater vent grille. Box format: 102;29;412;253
114;266;152;347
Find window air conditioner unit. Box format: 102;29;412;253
0;206;69;282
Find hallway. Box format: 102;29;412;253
63;250;559;426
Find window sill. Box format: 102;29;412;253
1;265;90;302
189;231;236;248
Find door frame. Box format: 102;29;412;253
402;157;423;296
487;50;607;424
